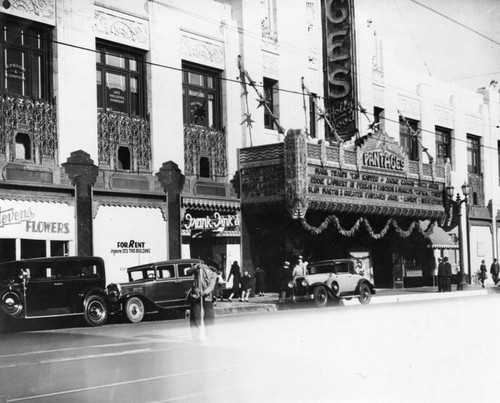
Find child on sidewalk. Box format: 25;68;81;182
240;269;253;302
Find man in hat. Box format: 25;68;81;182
437;257;445;292
490;258;499;285
186;263;217;338
278;261;292;303
443;257;452;292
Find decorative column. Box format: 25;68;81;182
156;161;184;260
63;150;98;256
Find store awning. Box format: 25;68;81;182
426;225;459;250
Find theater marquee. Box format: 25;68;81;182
239;130;448;221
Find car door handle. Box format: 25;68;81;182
53;282;63;286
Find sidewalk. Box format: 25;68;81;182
213;284;500;316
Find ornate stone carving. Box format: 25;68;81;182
434;107;453;128
398;95;420;120
0;94;57;164
97;111;151;172
94;8;149;49
6;0;55;24
184;125;227;179
180;32;224;69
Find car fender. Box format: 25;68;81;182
82;288;109;311
309;282;339;299
355;279;375;295
119;292;158;312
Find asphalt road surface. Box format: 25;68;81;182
1;294;499;402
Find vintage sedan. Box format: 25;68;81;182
293;259;375;307
106;259;202;323
0;256;109;329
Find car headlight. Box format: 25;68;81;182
288;281;294;288
107;283;121;297
301;279;309;287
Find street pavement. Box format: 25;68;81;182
213;284;500;316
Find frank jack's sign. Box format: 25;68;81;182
182;212;240;231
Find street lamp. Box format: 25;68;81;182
446;182;471;290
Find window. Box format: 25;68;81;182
117;146;131;170
399;117;419;161
498;141;500;186
182;63;221;129
435;126;451;163
467;135;480;174
96;42;145;116
309;93;317;138
263;77;279;130
15;133;31;160
0;16;50;99
158;265;175;279
199;156;210;178
178;263;195;278
374;107;384;131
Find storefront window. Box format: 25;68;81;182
182;63;221;129
1;16;50;99
96;42;145;117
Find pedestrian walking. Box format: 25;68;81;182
227;261;242;302
186;263;217;340
214;269;226;303
278;261;292;304
479;260;487;288
443;257;452;292
437;257;445;292
490;258;500;285
254;267;266;296
240;269;253;302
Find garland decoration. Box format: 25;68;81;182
300;215;436;239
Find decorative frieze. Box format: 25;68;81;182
3;0;55;25
0;94;57;164
184;125;227;179
97;111;151;173
434;106;454;129
398;95;420;120
180;31;224;70
94;6;149;50
465;114;482;135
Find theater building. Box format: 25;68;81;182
0;0;499;288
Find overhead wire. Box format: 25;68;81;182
1;4;500;153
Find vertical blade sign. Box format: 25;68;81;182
322;0;358;141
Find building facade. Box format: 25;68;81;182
0;0;498;288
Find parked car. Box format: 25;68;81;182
0;256;109;328
292;259;375;307
106;259;202;323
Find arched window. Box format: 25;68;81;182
15;133;32;160
199;156;210;178
117;146;131;170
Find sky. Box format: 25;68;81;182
356;0;500;92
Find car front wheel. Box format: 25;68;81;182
358;283;372;305
125;297;145;323
313;286;329;308
84;295;108;327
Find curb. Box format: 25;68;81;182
214;287;497;316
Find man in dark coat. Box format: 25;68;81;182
437;257;445;292
490;258;500;285
443;257;452;292
186;263;217;339
278;261;292;303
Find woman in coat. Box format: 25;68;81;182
227;261;242;302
